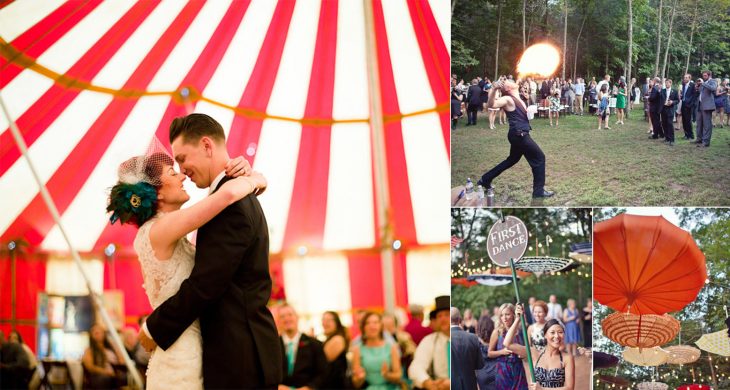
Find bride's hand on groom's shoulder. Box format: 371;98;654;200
249;171;267;195
139;330;157;352
225;156;252;178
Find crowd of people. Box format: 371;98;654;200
1;297;451;390
450;71;730;144
450;295;592;390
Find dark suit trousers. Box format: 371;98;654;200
661;108;674;142
681;103;694;138
480;131;546;195
467;104;479;125
650;111;663;138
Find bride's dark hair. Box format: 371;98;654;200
107;152;174;227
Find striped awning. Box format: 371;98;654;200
0;0;450;257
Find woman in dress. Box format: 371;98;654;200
528;319;575;390
476;314;497;390
714;78;727;127
526;300;548;353
548;86;561;127
321;311;350;389
82;324;125;389
488;88;502;130
462;309;477;333
451;78;463;129
352;312;402;390
596;84;611;130
106;147;264;389
615;80;627;125
581;299;592;348
489;303;528;390
562;299;581;356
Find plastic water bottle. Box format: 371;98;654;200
486;186;495;206
465;178;474;200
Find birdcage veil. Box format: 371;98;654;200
116;137;173;186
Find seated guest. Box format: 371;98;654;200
82;324;124;390
408;296;450;389
352;312;402;389
8;330;38;387
321;311;350;389
120;327;149;371
382;312;416;374
404;304;432;345
278;304;327;390
0;330;32;389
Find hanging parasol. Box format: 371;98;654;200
594;214;707;315
623;346;669;366
665;345;701;364
602;312;679;348
466;274;518;287
513;256;573;274
636;382;669;390
596;374;630;387
568;242;592;263
695;330;730;356
593;351;620;369
451;278;478;287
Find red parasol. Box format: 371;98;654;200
594;214;707;315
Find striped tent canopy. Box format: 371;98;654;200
0;0;450;344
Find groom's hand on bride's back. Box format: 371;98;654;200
139;329;157;352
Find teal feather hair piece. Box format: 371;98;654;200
107;182;158;226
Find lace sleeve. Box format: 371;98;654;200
134;220;168;307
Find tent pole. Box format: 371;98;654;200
363;0;395;314
0;94;144;389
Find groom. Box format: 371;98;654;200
139;113;282;388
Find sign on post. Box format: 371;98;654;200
486;216;529;266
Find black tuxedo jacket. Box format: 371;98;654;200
280;334;327;389
451;327;484;390
648;85;663;113
466;85;483;106
661;88;679;112
146;176;282;389
680;82;698;108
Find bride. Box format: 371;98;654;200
106;149;265;389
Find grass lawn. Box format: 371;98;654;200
451;108;730;206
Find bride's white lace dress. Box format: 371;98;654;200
135;215;203;389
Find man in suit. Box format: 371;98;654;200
680;73;698;140
466;79;483;126
695;70;718;147
450;308;484;390
277;305;327;390
140;113;282;389
648;77;664;139
660;79;679;145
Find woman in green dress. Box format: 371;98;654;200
352;312;402;390
615;80;627;125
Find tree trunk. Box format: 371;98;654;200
605;52;609;75
562;0;568;80
573;13;587;81
654;0;663;77
495;0;502;79
626;0;633;113
523;0;527;50
661;0;677;79
451;0;457;16
684;0;699;76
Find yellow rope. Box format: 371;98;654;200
1;38;448;126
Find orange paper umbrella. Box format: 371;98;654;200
602;312;680;348
595;214;707;315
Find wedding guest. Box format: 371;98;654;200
492;303;528;390
82;324;124;390
476;315;497;390
582;299;593;348
563;299;581;357
451;307;483;390
527;300;549;353
352;312;402;390
409;296;450;389
321;311;350;389
528;319;575;390
278;304;327;390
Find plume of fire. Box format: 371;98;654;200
516;43;561;80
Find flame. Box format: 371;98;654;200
516;43;561;79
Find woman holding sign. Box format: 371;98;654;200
488;303;528;390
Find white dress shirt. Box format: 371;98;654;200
408;331;449;387
547;302;563;321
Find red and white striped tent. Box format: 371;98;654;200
0;0;450;350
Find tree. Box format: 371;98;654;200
684;0;699;76
660;0;678;78
562;0;568;80
626;0;633;113
494;0;503;79
654;0;663;77
523;0;527;50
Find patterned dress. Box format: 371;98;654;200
495;331;528;390
534;351;566;388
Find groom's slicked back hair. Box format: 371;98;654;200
169;113;226;145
